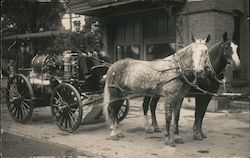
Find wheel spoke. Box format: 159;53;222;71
12;80;19;94
68;102;78;108
51;103;61;108
12;106;18;118
52;109;60;116
53;97;62;105
68;110;78;124
9;104;16;113
20;103;28;118
9;86;18;97
55;112;63;122
64;114;68;128
65;111;72;128
21;100;31;110
60;115;65;127
56;91;64;104
16;106;20;119
21;101;30;113
19;106;24;120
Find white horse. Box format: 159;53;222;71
103;35;210;147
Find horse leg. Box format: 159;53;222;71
164;99;175;147
150;97;161;132
173;98;184;144
108;87;125;140
193;95;212;140
142;96;154;133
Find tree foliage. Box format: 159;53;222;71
1;0;67;35
1;0;70;58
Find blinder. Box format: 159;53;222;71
222;40;234;65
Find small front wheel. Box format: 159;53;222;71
51;83;83;132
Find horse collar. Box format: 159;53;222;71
207;44;227;84
174;53;197;84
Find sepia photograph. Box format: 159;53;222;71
1;0;249;157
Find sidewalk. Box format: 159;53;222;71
1;99;250;158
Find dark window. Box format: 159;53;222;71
146;43;175;60
143;11;175;42
113;10;176;61
116;45;140;60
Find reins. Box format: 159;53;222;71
182;73;220;97
90;55;112;67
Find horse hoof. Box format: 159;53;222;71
175;138;184;144
154;127;162;132
201;133;207;138
111;135;119;140
193;133;203;141
117;132;125;138
165;140;176;147
174;134;184;144
145;127;154;134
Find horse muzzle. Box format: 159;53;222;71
193;69;206;79
231;61;241;70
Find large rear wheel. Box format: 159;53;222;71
7;74;34;123
51;83;83;132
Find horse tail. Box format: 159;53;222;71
103;74;111;126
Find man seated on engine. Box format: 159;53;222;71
85;20;111;64
69;20;94;80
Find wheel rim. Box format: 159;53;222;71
7;74;34;123
118;99;129;122
51;83;82;132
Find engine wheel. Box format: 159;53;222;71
118;99;129;122
51;83;83;132
7;74;34;123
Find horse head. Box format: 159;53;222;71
222;32;241;70
190;34;210;79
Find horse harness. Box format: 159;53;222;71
185;42;234;97
108;53;201;100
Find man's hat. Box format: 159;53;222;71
73;20;81;26
91;20;100;26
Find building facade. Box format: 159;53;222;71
71;0;249;94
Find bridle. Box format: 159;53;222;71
206;41;232;84
185;40;236;96
175;42;209;84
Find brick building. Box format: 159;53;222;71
70;0;249;97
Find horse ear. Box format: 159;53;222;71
223;32;228;42
206;34;210;43
192;35;196;42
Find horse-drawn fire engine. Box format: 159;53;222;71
5;31;129;132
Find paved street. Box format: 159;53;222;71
1;98;250;158
1;132;88;157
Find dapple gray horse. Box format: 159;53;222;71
103;35;210;147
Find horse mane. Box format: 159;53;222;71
175;43;194;56
208;41;230;75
